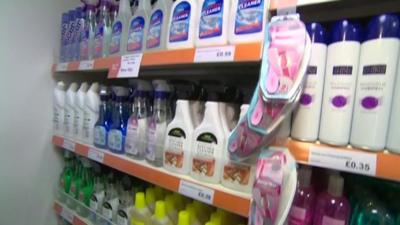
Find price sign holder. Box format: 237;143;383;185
108;54;142;79
56;63;69;71
78;60;94;70
61;206;74;223
62;139;75;152
178;180;214;205
88;148;105;163
194;46;236;63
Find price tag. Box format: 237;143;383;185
108;54;143;78
194;46;236;63
62;139;75;152
56;63;68;71
309;146;377;176
178;180;214;205
88;148;104;163
78;60;94;70
61;206;74;223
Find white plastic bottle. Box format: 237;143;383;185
109;0;132;55
228;0;269;44
350;14;400;151
53;82;66;136
163;97;195;174
387;50;400;154
167;0;199;49
145;0;173;51
191;93;225;183
195;0;230;47
64;83;79;139
291;23;328;142
318;20;362;146
74;82;89;142
82;83;100;144
127;0;152;53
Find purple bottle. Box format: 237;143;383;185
313;174;350;225
288;166;315;225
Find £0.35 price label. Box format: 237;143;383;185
88;148;105;163
62;139;75;152
178;180;214;205
194;46;235;63
61;206;74;223
309;146;377;176
78;60;94;70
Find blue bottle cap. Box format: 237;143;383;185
330;20;363;44
62;12;69;23
365;14;400;41
306;23;327;44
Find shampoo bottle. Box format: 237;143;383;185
350;14;400;151
131;192;152;225
64;83;79;139
146;0;173;51
109;0;132;55
387;47;400;154
94;86;113;149
127;0;152;53
53;82;66;136
83;83;100;144
94;0;112;58
291;23;328;142
74;82;89;142
319;20;362;146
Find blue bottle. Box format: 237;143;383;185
60;12;69;63
73;7;85;61
66;10;77;62
94;86;112;149
108;87;130;154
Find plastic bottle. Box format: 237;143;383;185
82;83;100;144
125;80;152;159
94;86;113;149
145;0;173;51
288;166;315;225
228;0;269;44
165;195;178;224
127;0;152;53
110;0;119;24
64;83;79;139
67;162;82;210
291;23;328;142
74;7;86;61
177;211;190;225
109;0;132;55
80;2;97;60
89;177;106;223
146;80;171;167
145;187;157;213
65;10;77;61
167;0;199;49
195;0;230;47
108;86;130;154
319;20;363;146
60;12;70;62
131;192;152;225
313;174;351;225
77;160;94;217
151;201;173;225
94;0;112;58
350;14;400;151
53;82;66;136
116;189;134;225
186;204;201;225
73;83;89;141
387;48;400;153
102;182;120;222
59;151;74;203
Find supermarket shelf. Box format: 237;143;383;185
54;201;89;225
52;42;262;73
53;135;251;217
286;139;400;182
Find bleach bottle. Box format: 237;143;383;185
83;83;100;144
146;0;173;51
351;14;400;151
127;0;152;53
94;86;112;149
64;83;79;139
167;0;199;49
73;82;89;142
109;0;132;55
195;0;230;47
53;82;66;136
387;47;400;154
80;1;97;60
94;0;112;58
108;87;130;154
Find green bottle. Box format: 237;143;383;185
67;161;83;210
77;160;95;217
58;152;74;203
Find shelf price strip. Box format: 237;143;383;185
62;139;75;152
78;60;95;70
178;180;215;205
108;54;143;78
88;148;104;163
309;146;377;176
194;46;236;63
56;63;69;71
60;206;74;223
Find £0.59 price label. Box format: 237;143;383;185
194;46;235;63
88;148;105;163
108;54;143;78
78;60;94;70
62;139;75;152
178;180;214;205
309;146;377;176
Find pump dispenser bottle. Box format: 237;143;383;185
127;0;152;53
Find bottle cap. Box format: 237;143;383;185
298;166;312;187
56;81;66;90
306;22;327;44
155;201;167;220
177;211;190;225
145;187;156;206
327;174;344;197
366;14;400;41
135;192;146;209
330;20;363;44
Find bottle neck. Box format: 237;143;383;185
119;0;131;16
203;101;221;125
175;100;192;124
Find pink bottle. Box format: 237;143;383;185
288;166;315;225
313;174;350;225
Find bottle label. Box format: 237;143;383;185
146;10;163;49
199;0;224;39
64;106;74;135
94;24;105;57
94;126;107;146
322;216;345;225
53;106;63;132
327;64;356;109
102;198;120;220
192;132;218;177
300;65;319;106
90;191;105;211
164;128;186;169
109;21;122;54
222;162;251;185
125;118;140;155
116;207;131;225
288;206;307;225
234;0;264;35
127;16;145;52
145;119;157;161
80;29;90;60
108;129;124;152
73;109;81;136
169;1;191;42
83;108;97;141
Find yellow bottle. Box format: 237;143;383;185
131;192;151;225
165;195;178;224
151;201;173;225
185;204;201;225
177;211;190;225
146;187;156;213
154;186;165;200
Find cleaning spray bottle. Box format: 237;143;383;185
127;0;152;53
64;83;79;139
109;0;132;55
67;160;83;210
53;82;66;136
94;86;113;149
146;80;171;167
59;151;74;203
94;0;112;58
80;0;98;60
125;80;152;159
74;83;89;142
151;201;173;225
108;86;130;154
83;83;100;144
77;159;94;217
131;192;152;225
146;0;173;51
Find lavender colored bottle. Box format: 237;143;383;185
288;166;315;225
313;174;351;225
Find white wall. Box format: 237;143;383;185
0;0;78;224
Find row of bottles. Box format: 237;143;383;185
57;151;247;225
291;14;400;153
59;0;269;62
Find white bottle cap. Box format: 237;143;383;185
327;174;344;197
298;166;312;187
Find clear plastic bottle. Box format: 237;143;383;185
127;0;152;53
94;0;112;58
94;86;113;149
108;87;130;154
102;182;120;223
89;177;106;223
145;0;173;51
109;0;132;55
80;3;97;60
116;189;134;225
